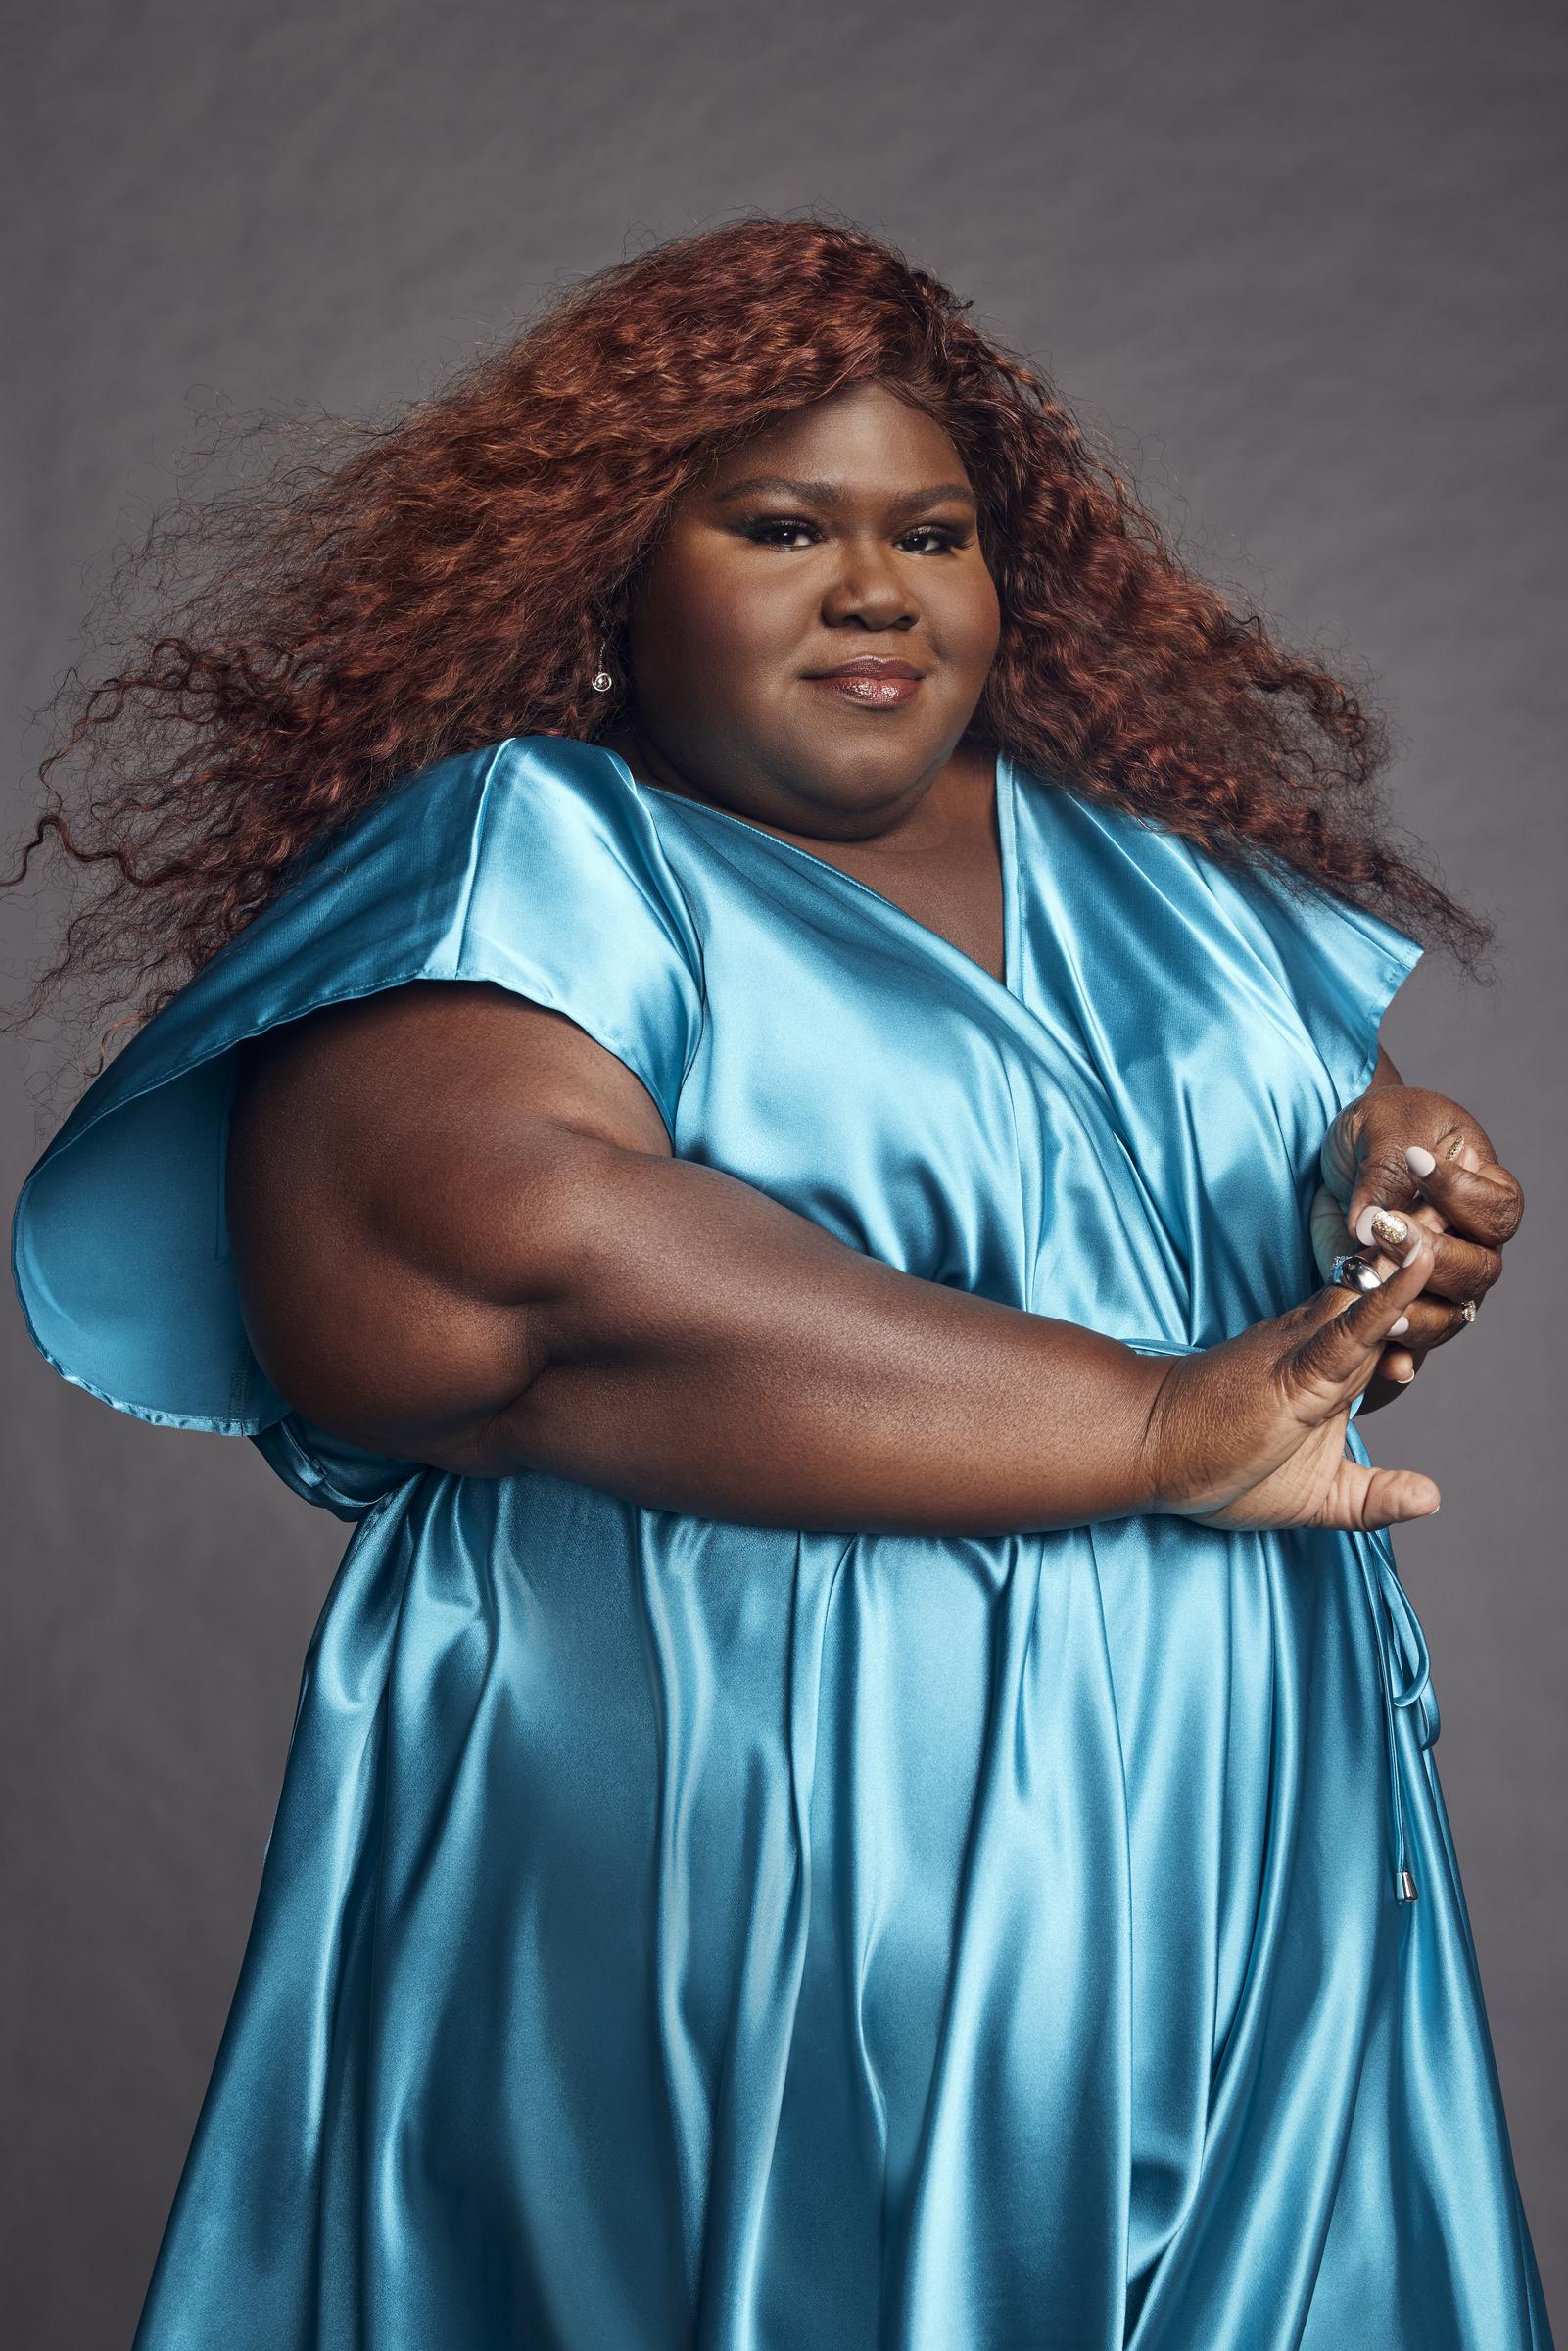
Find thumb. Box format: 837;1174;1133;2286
1323;1453;1441;1530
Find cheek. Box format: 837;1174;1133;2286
934;570;1002;676
640;550;795;683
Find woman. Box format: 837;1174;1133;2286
7;218;1551;2347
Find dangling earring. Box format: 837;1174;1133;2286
591;639;615;695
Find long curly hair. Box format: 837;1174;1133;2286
5;212;1489;1081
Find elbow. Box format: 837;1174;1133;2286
229;1124;634;1476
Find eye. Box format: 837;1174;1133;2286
740;516;972;552
898;524;969;554
742;516;822;550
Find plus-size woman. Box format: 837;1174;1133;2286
7;219;1551;2347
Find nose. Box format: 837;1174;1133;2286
820;534;919;630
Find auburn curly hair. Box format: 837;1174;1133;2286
5;212;1489;1081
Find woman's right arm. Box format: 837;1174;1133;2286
226;982;1439;1535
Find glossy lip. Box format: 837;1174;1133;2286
804;671;924;707
803;656;927;680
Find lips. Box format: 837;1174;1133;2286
804;658;926;707
807;659;925;681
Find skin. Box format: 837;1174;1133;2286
227;380;1523;1532
600;382;1006;983
1315;1048;1522;1406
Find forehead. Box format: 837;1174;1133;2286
702;383;968;493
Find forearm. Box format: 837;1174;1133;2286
483;1141;1171;1535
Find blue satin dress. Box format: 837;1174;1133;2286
11;734;1553;2348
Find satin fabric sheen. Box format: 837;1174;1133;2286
11;734;1553;2348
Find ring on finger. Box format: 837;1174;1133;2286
1330;1252;1385;1294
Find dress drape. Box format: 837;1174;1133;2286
11;733;1553;2347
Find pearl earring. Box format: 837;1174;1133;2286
591;640;614;695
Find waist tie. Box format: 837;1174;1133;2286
1122;1333;1440;1906
1357;1527;1439;1900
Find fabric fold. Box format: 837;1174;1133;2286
11;731;1548;2349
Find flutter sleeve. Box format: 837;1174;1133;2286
10;735;706;1443
1215;853;1426;1112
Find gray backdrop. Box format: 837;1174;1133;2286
4;0;1564;2339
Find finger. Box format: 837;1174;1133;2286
1292;1229;1435;1398
1307;1139;1488;1372
1348;1207;1500;1306
1390;1298;1480;1356
1310;1185;1448;1290
1404;1141;1524;1246
1346;1166;1421;1251
1349;1280;1476;1356
1340;1096;1459;1238
1353;1365;1415;1414
1350;1194;1449;1254
1319;1453;1441;1528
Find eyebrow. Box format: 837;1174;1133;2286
711;473;977;516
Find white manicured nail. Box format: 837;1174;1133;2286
1404;1145;1437;1178
1389;1314;1410;1336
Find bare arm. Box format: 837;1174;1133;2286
226;982;1171;1534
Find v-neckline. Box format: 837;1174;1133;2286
601;744;1023;1006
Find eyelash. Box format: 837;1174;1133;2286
742;517;969;554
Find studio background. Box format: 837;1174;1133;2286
4;1;1563;2340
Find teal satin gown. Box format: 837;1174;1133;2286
11;734;1553;2348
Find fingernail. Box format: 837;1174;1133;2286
1388;1314;1410;1335
1369;1209;1410;1251
1394;1367;1416;1382
1401;1235;1422;1266
1404;1145;1437;1178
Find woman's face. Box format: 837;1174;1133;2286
617;380;1002;840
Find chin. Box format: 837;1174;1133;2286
792;703;945;773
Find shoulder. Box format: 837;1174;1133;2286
458;733;693;919
1007;754;1422;1103
10;732;698;1441
329;731;696;953
1010;756;1418;974
301;724;648;874
182;731;702;1047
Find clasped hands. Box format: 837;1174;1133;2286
1309;1073;1524;1414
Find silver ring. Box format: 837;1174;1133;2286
1330;1252;1384;1294
1459;1297;1477;1324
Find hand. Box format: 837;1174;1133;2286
1309;1084;1523;1397
1142;1228;1442;1530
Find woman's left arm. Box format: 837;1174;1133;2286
1310;1042;1527;1407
